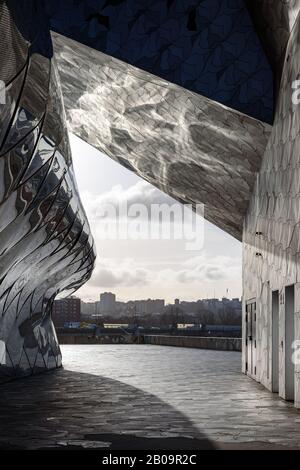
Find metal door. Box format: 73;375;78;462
246;300;256;376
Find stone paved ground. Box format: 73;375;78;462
0;345;300;450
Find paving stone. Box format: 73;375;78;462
0;345;300;450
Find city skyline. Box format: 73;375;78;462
80;293;241;304
79;292;242;323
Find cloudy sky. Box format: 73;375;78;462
70;134;242;304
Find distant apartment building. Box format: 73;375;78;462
180;298;242;316
81;301;97;317
52;296;81;327
99;292;116;314
79;296;241;320
95;301;101;315
132;299;165;315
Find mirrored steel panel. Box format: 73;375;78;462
0;1;95;382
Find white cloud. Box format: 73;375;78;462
76;184;241;301
71;135;242;302
81;180;174;222
79;253;240;292
88;258;149;288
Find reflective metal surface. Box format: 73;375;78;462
0;1;95;381
53;32;271;240
0;1;29;84
47;1;274;239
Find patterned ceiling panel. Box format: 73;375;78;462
46;0;273;123
245;0;300;85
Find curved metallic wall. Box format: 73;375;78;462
0;1;95;381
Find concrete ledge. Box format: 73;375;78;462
58;334;107;344
57;334;129;344
144;335;241;351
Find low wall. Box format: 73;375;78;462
58;333;242;351
58;334;113;344
143;335;241;351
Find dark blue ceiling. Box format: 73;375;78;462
46;0;273;124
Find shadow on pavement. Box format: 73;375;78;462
0;368;215;450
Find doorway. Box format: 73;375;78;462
272;290;279;392
285;285;295;401
246;299;257;376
